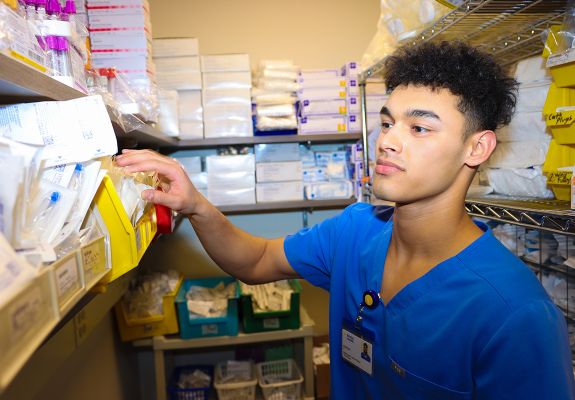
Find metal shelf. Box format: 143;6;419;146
466;196;575;236
217;198;357;214
168;133;362;151
360;0;567;82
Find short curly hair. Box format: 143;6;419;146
384;41;518;136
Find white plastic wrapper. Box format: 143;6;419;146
305;180;354;200
123;270;181;320
186;281;236;318
157;89;180;137
0;231;36;307
497;111;549;142
206;154;255;174
515;81;551;113
260;68;299;81
239;281;293;313
256;115;298;131
208;187;255;206
252;90;297;106
256;104;295;118
257;78;299;92
313;343;330;365
483;167;554;198
202;71;252;89
178;369;211;389
258;59;298;71
514;56;552;84
486;139;550;169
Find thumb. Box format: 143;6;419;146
141;189;182;211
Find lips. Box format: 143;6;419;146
375;158;404;175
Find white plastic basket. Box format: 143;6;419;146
256;359;303;400
214;361;257;400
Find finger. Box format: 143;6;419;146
123;159;183;181
116;149;166;165
141;189;184;211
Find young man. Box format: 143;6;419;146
116;41;575;398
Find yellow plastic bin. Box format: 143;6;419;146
92;175;138;283
546;110;575;144
548;48;575;88
114;275;183;341
136;207;157;263
542;25;564;59
546;169;572;201
543;139;575;174
543;82;575;116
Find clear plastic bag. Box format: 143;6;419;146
361;0;451;68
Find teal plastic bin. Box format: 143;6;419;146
176;277;239;339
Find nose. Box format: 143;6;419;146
377;124;403;155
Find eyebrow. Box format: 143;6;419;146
380;106;441;121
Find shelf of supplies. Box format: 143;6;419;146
218;198;357;214
170;133;362;150
466;196;575;236
0;51;176;148
523;258;575;279
360;0;567;82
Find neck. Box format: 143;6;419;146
389;186;482;263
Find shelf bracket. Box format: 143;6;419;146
302;209;309;228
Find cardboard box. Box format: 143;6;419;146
206;154;255;174
297;76;346;89
256;161;303;183
298;115;346;134
200;53;250;72
300;99;346;117
152;37;199;58
154;56;200;72
202;71;252;89
157;70;202;90
297;87;347;101
256;181;303;202
255;143;300;163
313;335;330;400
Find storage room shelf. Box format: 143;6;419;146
466;196;575;235
133;306;314;350
360;0;567;82
218;198;357;214
0;52;177;148
171;133;362;150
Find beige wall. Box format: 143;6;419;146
148;0;379;69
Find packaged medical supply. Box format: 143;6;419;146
256;161;303;183
202;71;251;89
206;154;255;174
186;280;237;318
305;181;353;200
256;181;303;203
207;170;255;189
483;166;554;198
256;104;296;118
239;281;293;312
204;115;253;138
152;37;199;58
208;187;255;206
252;91;297;106
486;139;550;169
179;120;203;140
156;71;201;91
341;61;360;79
178;90;203;120
516;81;551;113
0;232;36;306
297;76;346;89
200;53;250;72
298;69;339;81
122;270;181;319
297;87;346;101
153;56;200;72
255;143;300;163
257;78;299;92
315;151;347;167
299;99;346;116
497;111;549;142
298;115;346;134
302;167;327;183
514;56;551;84
256;115;297;131
157;89;179;137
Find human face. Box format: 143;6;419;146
372;84;469;204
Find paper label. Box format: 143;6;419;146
201;324;219;335
263;318;280;329
547;48;575;68
82;238;106;282
55;255;79;301
10;286;43;342
342;326;373;376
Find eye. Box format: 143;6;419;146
381;121;393;131
412;125;430;134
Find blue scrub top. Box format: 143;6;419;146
284;203;575;399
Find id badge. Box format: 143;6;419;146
341;319;374;376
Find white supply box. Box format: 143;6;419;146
89;30;150;51
315;151;347;167
202;71;252;89
341;61;360;78
256;161;303;183
156;70;202;90
202;88;252;106
154;56;200;72
87;11;150;30
90;56;151;72
90;47;150;60
177;156;202;174
178;90;203;121
298;115;346;134
206;154;255;174
348;113;380;133
208;170;255;189
87;0;149;6
305;180;353;200
297;76;346;89
208;187;255;206
303;166;328;182
256;181;303;202
189;172;208;190
255;143;300;163
347;95;388;114
204;113;253;138
299;69;339;81
179;120;204;140
157;89;179;137
297;87;346;101
201;54;251;72
152;37;199;58
300;99;346;116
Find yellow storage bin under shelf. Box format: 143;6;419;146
543;82;575;116
114;275;183;341
543;139;575;173
546;110;575;144
546;169;572;201
548;48;575;88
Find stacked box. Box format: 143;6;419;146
255;143;303;202
153;37;203;139
201;54;253;138
206;154;255;205
297;69;347;135
87;0;156;118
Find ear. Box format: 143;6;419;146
464;130;496;167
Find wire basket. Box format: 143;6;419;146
214;360;258;400
256;359;303;400
168;365;213;400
